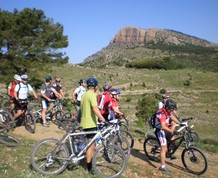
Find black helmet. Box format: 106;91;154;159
86;77;98;87
78;79;86;84
165;99;177;110
103;84;112;91
45;75;52;82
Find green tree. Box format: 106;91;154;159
0;8;69;86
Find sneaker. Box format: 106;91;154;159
42;122;49;127
159;166;172;173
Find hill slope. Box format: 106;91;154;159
83;26;218;71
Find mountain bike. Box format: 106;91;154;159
30;122;127;178
0;108;15;133
0;132;19;147
4;100;36;133
143;125;208;175
31;99;65;128
139;117;200;146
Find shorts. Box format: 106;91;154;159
41;100;50;109
15;99;28;111
155;129;174;146
83;127;97;140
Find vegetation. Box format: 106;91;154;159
0;8;68;87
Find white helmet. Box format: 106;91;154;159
14;74;21;81
21;74;28;80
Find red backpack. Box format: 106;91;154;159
97;91;112;114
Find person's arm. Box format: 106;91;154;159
31;90;38;100
72;91;77;101
41;90;51;102
52;89;62;99
60;89;64;98
7;83;12;96
160;122;174;134
112;106;123;115
92;105;105;122
170;114;181;125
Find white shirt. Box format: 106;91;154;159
74;86;86;101
15;82;33;100
158;101;165;109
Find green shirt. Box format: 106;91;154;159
80;90;98;129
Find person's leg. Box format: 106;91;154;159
14;109;22;120
160;145;167;166
41;100;49;126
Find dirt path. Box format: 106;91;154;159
11;123;218;178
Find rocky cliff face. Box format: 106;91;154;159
110;26;217;47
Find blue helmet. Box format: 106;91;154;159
110;89;121;95
87;77;98;87
103;84;112;91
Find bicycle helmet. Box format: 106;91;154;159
21;74;28;80
165;99;177;110
55;78;61;82
45;75;52;82
110;89;121;95
78;79;86;84
86;77;98;87
103;84;112;91
162;93;170;99
14;74;21;81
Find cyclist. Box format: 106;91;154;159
13;74;38;120
154;99;181;173
80;77;105;174
72;79;86;122
97;84;112;121
50;77;65;99
7;74;21;109
158;93;180;131
40;75;62;127
108;89;124;121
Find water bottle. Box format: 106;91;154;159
96;137;102;144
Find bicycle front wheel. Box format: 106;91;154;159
24;113;36;133
189;131;200;146
30;138;69;176
181;146;208;175
0;132;19;147
92;144;126;178
143;137;160;161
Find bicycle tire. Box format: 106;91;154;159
24;113;36;133
0;109;15;133
111;134;131;160
189;131;200;146
52;110;64;127
0;132;19;147
30;138;69;175
92;144;127;178
121;130;134;149
60;112;79;132
181;146;208;175
143;136;161;162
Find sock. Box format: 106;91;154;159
87;162;92;171
161;165;166;168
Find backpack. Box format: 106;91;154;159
97;92;111;113
148;110;166;129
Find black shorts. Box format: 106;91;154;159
15;99;28;111
83;127;97;140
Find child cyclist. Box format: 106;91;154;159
108;89;124;121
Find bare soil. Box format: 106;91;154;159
12;122;218;178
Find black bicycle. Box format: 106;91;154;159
144;126;208;175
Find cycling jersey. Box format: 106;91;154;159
14;82;33;100
50;83;62;99
41;83;55;101
108;98;119;120
74;86;86;102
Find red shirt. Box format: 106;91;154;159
155;108;172;129
108;98;119;118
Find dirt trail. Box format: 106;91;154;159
11;123;218;178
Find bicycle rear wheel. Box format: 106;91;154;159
0;132;19;147
121;130;134;149
30;138;69;175
143;137;160;161
92;144;126;178
181;146;208;175
24;113;36;133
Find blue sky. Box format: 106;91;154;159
1;0;218;64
